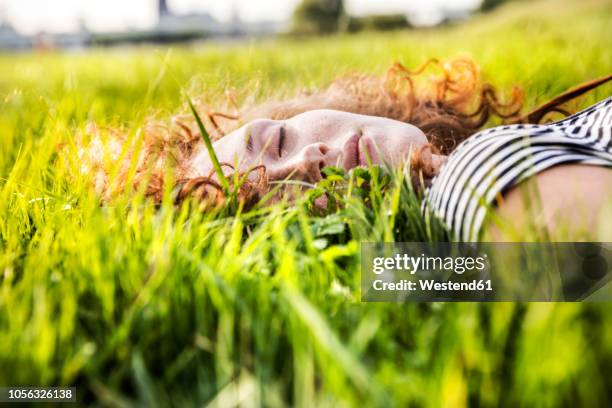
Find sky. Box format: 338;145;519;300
0;0;481;34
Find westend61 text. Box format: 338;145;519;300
372;279;493;292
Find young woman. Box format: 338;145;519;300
81;59;612;241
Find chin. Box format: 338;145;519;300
369;140;411;166
378;149;410;167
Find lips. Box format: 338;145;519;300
342;133;374;170
358;137;375;166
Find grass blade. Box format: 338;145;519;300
188;99;230;194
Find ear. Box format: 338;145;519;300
431;154;447;176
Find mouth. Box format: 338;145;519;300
342;133;374;170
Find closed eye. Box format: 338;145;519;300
278;124;286;158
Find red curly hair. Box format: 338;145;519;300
79;58;527;208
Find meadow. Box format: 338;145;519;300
0;0;611;406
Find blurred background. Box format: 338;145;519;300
0;0;509;50
0;0;611;406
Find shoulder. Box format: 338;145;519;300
423;99;612;241
484;164;612;241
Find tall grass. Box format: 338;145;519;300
0;0;611;406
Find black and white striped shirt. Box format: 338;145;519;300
424;97;612;241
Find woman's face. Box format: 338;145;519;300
191;109;444;183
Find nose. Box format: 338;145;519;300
296;142;339;182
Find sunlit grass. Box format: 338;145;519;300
0;0;611;405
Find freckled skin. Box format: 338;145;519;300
190;108;612;241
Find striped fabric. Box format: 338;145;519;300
423;96;612;241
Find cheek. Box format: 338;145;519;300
190;131;248;176
214;137;244;165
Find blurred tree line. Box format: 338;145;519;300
291;0;514;36
291;0;345;35
290;0;410;35
480;0;511;12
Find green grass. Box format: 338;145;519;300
1;0;611;406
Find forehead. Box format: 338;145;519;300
288;109;368;125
